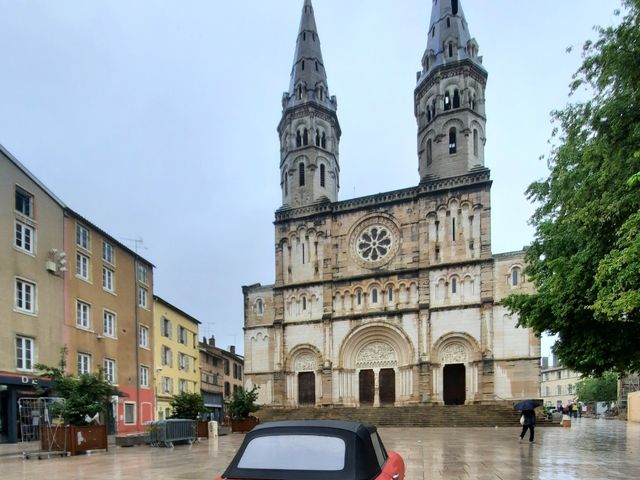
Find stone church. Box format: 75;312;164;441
243;0;540;408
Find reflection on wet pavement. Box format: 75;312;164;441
1;418;638;479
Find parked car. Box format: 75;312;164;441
215;420;405;480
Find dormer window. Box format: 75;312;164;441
449;128;457;154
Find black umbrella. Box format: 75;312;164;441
513;399;543;411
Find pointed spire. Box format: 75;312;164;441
285;0;333;110
417;0;483;86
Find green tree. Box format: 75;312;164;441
169;392;206;419
36;349;117;426
576;372;618;403
503;1;640;376
227;386;260;420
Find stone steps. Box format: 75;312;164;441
256;405;557;428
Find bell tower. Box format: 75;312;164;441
278;0;341;208
415;0;488;182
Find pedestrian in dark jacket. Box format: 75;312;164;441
519;409;536;443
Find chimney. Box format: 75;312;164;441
229;345;236;355
208;336;216;347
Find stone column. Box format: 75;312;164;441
373;368;381;407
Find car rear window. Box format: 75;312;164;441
237;434;346;471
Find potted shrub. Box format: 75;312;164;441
36;351;115;455
227;386;260;433
169;392;209;438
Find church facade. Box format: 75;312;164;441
242;0;540;407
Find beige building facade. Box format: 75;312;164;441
1;145;66;443
243;1;540;408
64;212;155;434
540;357;581;408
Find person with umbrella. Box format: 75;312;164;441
514;399;542;444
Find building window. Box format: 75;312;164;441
103;310;116;337
512;268;520;286
557;385;562;395
179;379;189;393
76;253;90;280
140;366;149;388
224;360;230;375
77;353;91;375
299;163;305;186
15;187;34;217
161;317;172;338
76;300;91;329
256;299;264;315
224;382;231;397
138;287;148;308
451;0;459;15
302;296;307;311
320;164;326;187
15;221;35;254
15;278;36;313
103;358;116;384
124;402;136;425
444;91;451;111
137;264;148;284
426;139;432;166
178;326;188;345
451;278;457;294
557;371;562;380
16;336;34;371
473;129;479;157
76;224;90;250
178;353;190;371
162;377;173;394
448;128;457;154
321;131;326;148
448;43;453;58
296;130;302;147
303;128;309;146
453;89;460;108
284;174;288;196
371;288;378;304
568;384;573;394
102;267;114;292
139;325;149;348
387;287;394;302
161;346;173;367
545;386;550;396
356;291;362;306
102;241;114;264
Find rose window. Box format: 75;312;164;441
357;226;392;262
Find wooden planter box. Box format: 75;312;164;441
197;421;209;438
41;425;108;455
230;417;259;433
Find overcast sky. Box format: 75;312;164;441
0;1;620;357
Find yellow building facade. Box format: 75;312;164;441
153;296;201;420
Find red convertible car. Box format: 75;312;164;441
216;420;405;480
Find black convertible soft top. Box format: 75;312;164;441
222;420;384;480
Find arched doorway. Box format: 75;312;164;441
443;364;465;405
359;370;374;405
298;372;315;405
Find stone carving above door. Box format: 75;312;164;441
356;342;398;369
440;343;468;364
295;352;317;372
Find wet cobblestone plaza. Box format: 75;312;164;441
1;418;639;479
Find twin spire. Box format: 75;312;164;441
285;0;332;111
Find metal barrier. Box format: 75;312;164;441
146;419;196;448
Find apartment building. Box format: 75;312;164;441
199;336;225;422
1;146;66;444
220;346;244;401
153;296;200;420
64;211;155;434
541;356;582;408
